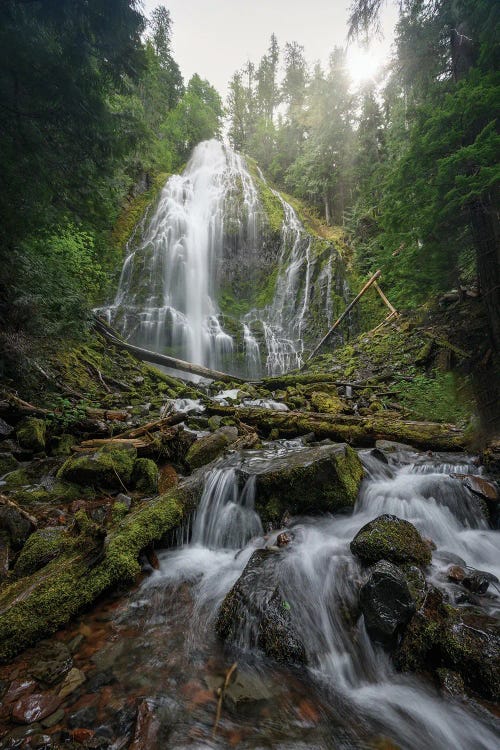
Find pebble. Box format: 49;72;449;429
3;679;37;704
41;707;65;728
58;667;86;699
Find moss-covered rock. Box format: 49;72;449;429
350;515;432;567
396;588;500;702
0;453;18;476
16;419;46;453
13;527;66;578
239;443;364;525
0;486;191;662
0;503;35;549
310;390;347;414
131;458;159;495
57;443;137;489
51;434;76;457
185;431;230;470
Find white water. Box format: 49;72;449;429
143;447;499;749
104;140;343;378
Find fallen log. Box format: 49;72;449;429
94;317;245;384
205;405;467;451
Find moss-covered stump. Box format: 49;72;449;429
205;405;467;451
239;443;363;526
132;458;159;495
216;549;306;665
57;443;137;490
185;430;231;470
0;486;192;662
396;588;500;702
350;515;432;567
16;418;47;453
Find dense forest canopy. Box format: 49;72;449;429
0;0;498;367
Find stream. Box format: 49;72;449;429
1;443;498;748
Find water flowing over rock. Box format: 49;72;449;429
103;140;350;377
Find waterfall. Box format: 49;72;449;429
104;139;343;378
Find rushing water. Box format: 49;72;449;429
64;444;499;749
103;140;346;377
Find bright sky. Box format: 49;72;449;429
141;0;399;96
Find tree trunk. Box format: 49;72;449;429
470;198;500;352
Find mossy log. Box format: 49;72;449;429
206;405;467;451
0;477;202;662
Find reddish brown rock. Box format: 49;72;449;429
129;699;160;750
72;728;95;743
447;565;465;582
3;678;37;704
12;692;62;724
277;532;292;547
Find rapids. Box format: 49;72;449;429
75;444;499;749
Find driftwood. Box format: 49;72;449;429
306;270;382;363
94;316;245;384
205;404;467;451
213;662;238;737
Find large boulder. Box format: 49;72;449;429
397;588;500;702
58;443;137;489
239;443;363;525
216;549;306;664
359;560;416;637
350;514;431;567
16;419;46;453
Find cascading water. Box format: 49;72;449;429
104;139;347;377
76;442;500;748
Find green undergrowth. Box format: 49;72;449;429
0;490;185;662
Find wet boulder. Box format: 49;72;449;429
396;587;500;702
216;549;306;664
185;430;231;470
360;561;416;637
57;443;137;489
350;514;432;567
239;443;364;525
16;418;47;453
131;458;159;495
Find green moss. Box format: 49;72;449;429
351;514;432;566
0;489;185;662
13;528;65;578
58;443;137;489
132;458;159;495
111;172;169;255
2;468;30;487
0;453;18;476
310;390;346;415
185;432;230;470
51;434;77;457
16;418;47;453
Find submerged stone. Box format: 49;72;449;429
239;442;363;525
29;640;72;686
350;514;432;567
12;692;62;724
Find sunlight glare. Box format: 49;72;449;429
346;45;383;86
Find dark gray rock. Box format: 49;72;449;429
29;640;72;686
0;504;35;549
216;549;306;664
360;560;416;637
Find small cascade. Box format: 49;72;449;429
104;139;346;378
191;466;262;549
